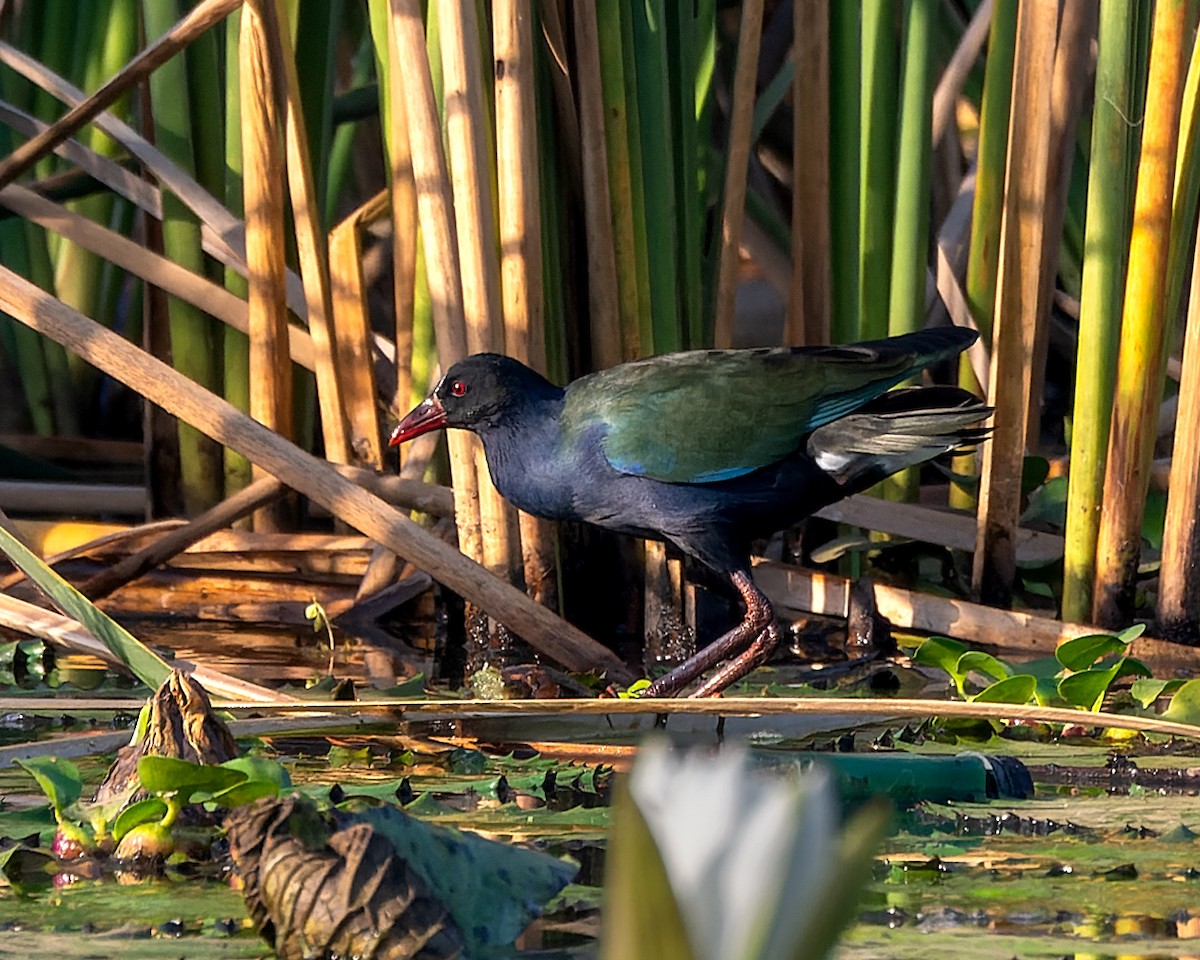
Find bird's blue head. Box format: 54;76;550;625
389;353;558;446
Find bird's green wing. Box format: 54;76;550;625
561;330;974;483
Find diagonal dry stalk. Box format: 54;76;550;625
0;264;635;682
0;0;241;189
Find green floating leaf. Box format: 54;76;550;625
1021;474;1068;528
1020;455;1051;497
971;674;1036;705
1033;675;1061;707
137;755;246;800
956;651;1012;683
1056;633;1128;671
0;843;54;891
912;636;968;677
210;779;279;808
1164;678;1200;725
954;651;1012;698
222;756;292;790
360;805;576;957
112;796;169;841
1059;658;1150;712
0;524;170;688
1130;677;1183;709
16;756;82;813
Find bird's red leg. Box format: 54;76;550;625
641;571;776;697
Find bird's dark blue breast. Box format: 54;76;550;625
481;416;841;573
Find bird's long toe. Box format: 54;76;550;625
688;622;779;698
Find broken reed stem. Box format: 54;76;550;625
712;0;765;349
79;476;286;601
208;696;1200;742
328;190;390;470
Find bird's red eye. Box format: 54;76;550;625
450;379;467;398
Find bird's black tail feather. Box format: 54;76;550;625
806;385;991;494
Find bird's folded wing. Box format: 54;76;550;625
561;331;971;484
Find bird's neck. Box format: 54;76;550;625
473;393;573;520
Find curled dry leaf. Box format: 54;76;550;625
226;796;464;960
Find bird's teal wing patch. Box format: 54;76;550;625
560;331;972;484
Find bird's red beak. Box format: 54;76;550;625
389;395;448;446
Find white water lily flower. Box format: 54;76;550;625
629;740;839;960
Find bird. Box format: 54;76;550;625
389;326;990;698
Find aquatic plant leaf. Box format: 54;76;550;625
957;651;1012;682
1059;658;1149;712
0;843;53;891
1163;679;1200;725
912;636;969;677
971;674;1036;704
1056;633;1128;671
1033;675;1062;707
221;756;292;790
1021;474;1068;527
16;756;82;812
0;805;56;845
955;651;1012;698
112;797;168;841
1131;678;1183;709
209;779;279;808
0;522;170;687
359;804;576;956
136;755;245;800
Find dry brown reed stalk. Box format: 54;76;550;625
265;0;348;470
439;0;524;584
384;6;418;423
0;182;316;370
1026;0;1098;447
972;0;1057;606
493;0;557;607
387;0;484;568
328;190;390;470
573;1;623;371
713;0;766;349
788;0;832;346
239;0;292;532
1158;224;1200;641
